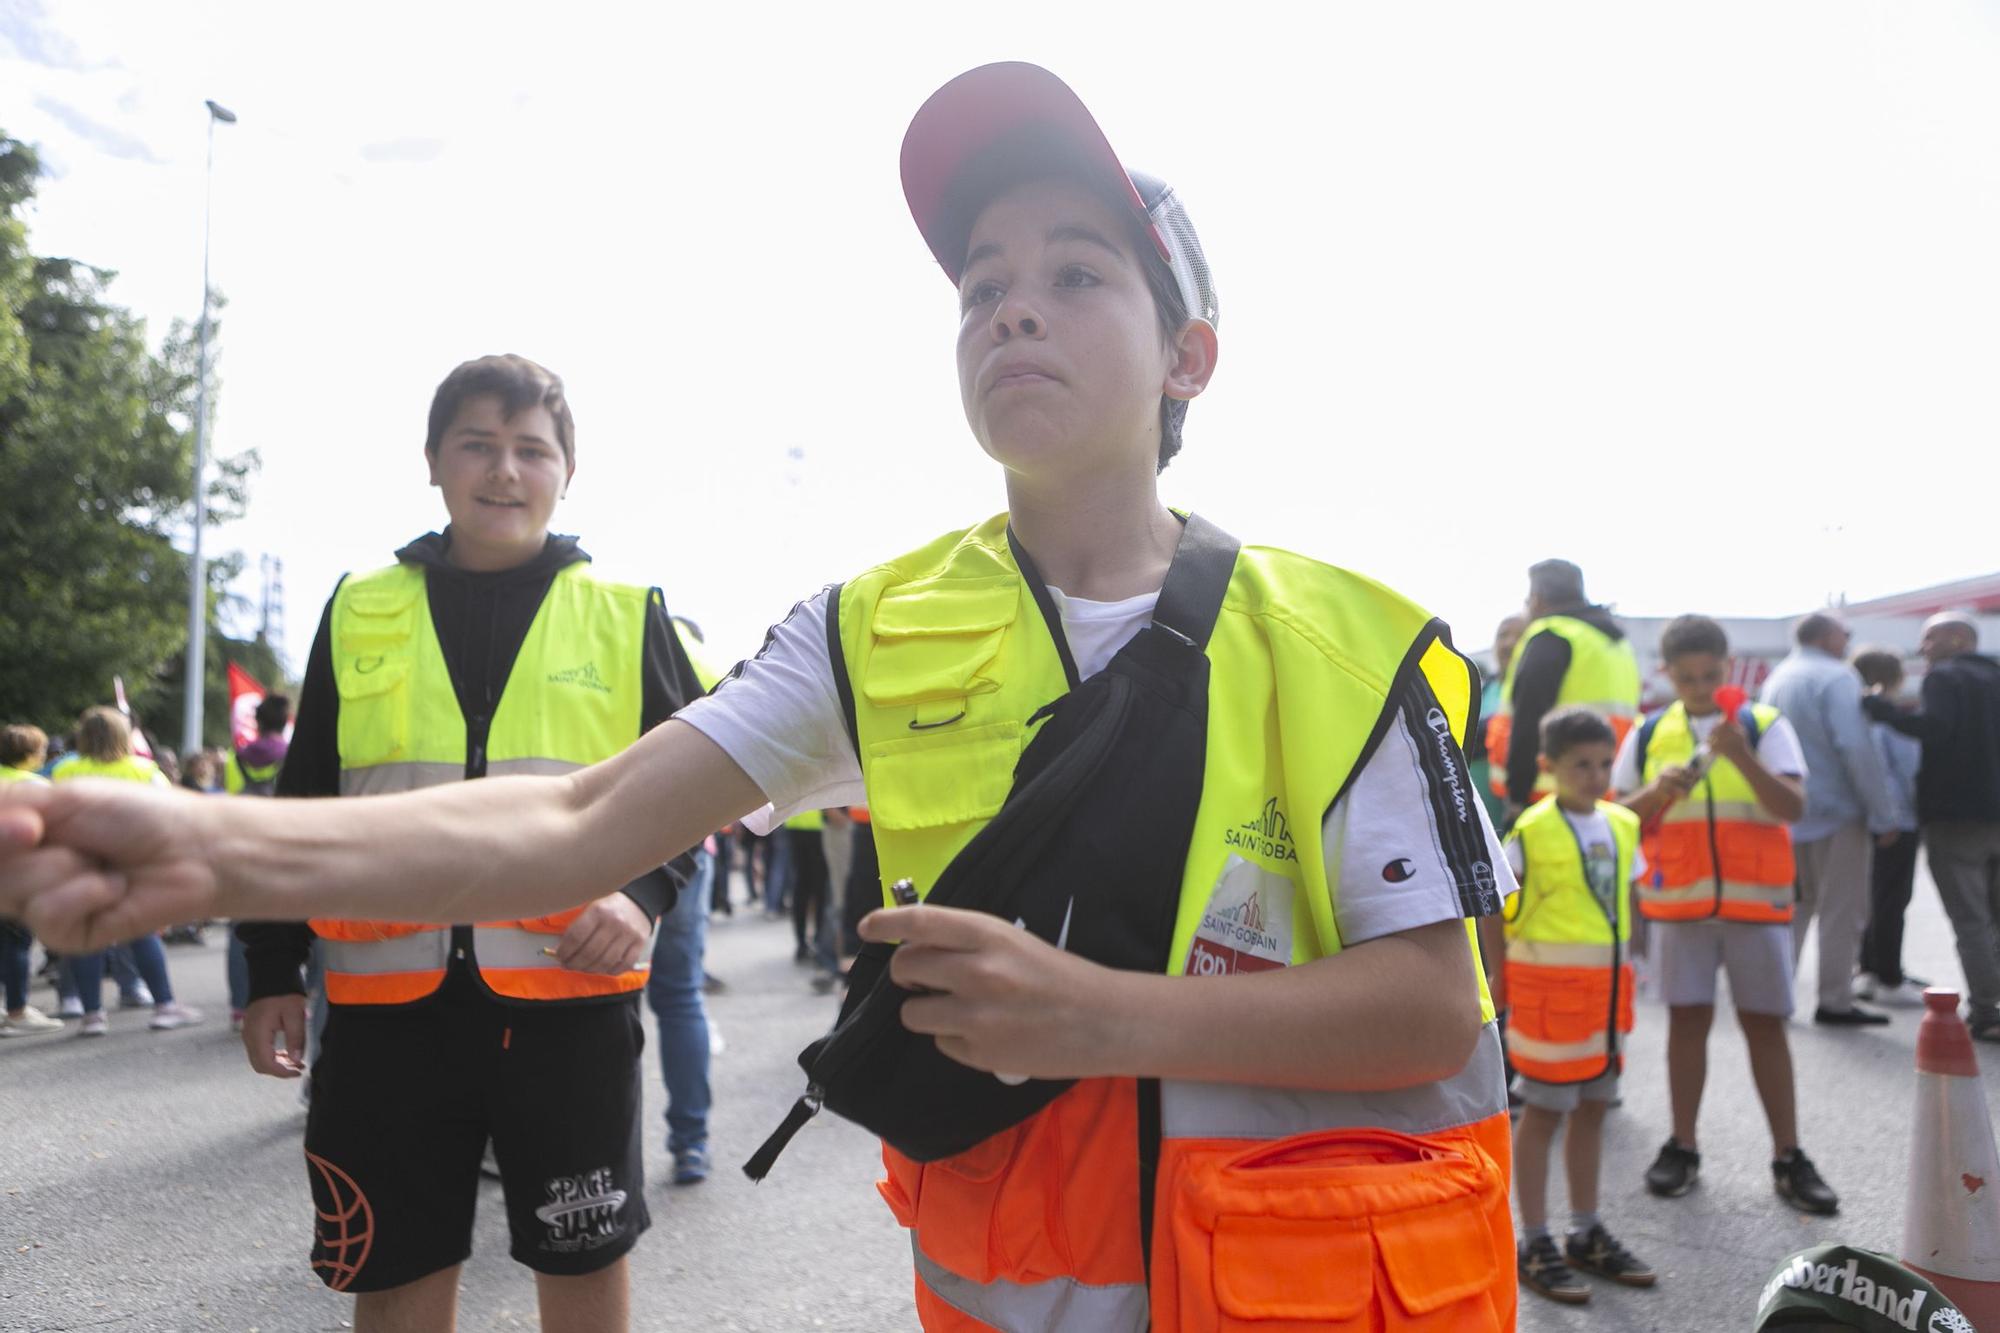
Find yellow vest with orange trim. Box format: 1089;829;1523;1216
1502;797;1637;1084
1634;701;1796;924
838;514;1515;1333
1485;615;1642;799
311;560;655;1005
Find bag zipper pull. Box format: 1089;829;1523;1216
741;1085;823;1182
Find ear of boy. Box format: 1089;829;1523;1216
1162;321;1219;403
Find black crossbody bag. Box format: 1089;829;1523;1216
746;515;1240;1179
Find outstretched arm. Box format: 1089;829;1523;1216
0;720;764;953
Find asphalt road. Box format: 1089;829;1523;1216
2;865;1991;1332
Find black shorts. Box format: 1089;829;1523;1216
302;970;650;1293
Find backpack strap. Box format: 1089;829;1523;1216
1738;704;1763;749
1151;513;1241;651
1634;709;1665;777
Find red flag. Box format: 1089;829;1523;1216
227;662;267;751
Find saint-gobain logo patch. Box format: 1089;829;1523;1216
1186;855;1293;977
535;1168;627;1253
547;661;613;694
1223;797;1300;864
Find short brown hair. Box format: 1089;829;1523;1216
1540;706;1618;760
0;724;46;768
425;355;574;464
1852;648;1905;691
1660;614;1729;663
74;706;133;763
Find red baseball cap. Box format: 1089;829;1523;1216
900;62;1217;326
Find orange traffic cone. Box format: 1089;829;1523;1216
1904;988;2000;1329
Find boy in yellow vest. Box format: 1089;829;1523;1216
1614;614;1841;1215
5;67;1520;1328
233;355;706;1332
1500;707;1655;1304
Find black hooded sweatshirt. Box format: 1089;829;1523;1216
1872;652;2000;825
237;531;705;1005
1504;604;1630;806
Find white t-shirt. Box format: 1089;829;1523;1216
1503;807;1650;905
1611;709;1807;798
679;587;1516;948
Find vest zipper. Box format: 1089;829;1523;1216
1563;812;1622;1080
1703;782;1723;920
460;712;492;980
467;713;491;781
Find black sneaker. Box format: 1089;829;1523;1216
1774;1149;1839;1215
1519;1234;1590;1305
1566;1223;1657;1288
1645;1138;1701;1197
1970;1017;2000;1044
1813;1005;1890;1026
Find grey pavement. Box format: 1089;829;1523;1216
2;864;1993;1332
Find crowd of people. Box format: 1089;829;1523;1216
1474;558;2000;1307
4;58;1998;1333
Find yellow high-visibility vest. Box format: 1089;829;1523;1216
837;513;1515;1332
313;560;654;1004
1635;701;1795;923
1488;615;1641;798
1503;796;1638;1083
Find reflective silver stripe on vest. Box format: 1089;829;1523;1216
339;763;466;797
1508;1028;1611;1062
1658;799;1769;827
1508;938;1617;967
911;1236;1146;1333
341;757;583;797
320;931;449;976
471;925;650;973
1161;1020;1508;1139
484;758;585;779
1638;879;1794;909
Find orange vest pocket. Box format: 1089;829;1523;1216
1652;824;1712;891
1722;823;1797;891
1160;1128;1505;1331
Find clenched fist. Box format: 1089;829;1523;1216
0;779;224;952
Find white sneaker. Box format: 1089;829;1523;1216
119;984;156;1010
1871;979;1928;1008
0;1006;65;1036
707;1017;727;1056
56;995;84;1019
79;1011;108;1037
1851;972;1880;1003
148;1003;203;1031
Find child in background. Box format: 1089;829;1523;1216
1502;706;1656;1303
1852;648;1927;1007
1615;615;1840;1215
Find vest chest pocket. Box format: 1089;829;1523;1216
862;579;1019;718
866;722;1023;833
335;586;425;768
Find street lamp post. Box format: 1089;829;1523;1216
181;98;236;754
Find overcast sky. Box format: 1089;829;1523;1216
4;0;1997;675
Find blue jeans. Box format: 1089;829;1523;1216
646;852;713;1154
763;831;794;914
69;934;175;1013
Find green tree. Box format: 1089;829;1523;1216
0;132;260;745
